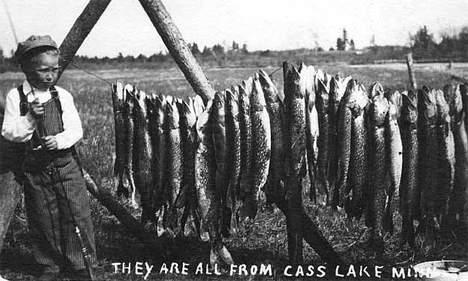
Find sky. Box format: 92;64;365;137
1;0;468;58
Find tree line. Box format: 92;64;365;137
1;26;468;73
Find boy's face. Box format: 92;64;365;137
23;51;59;91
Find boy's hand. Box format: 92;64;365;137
43;136;58;150
29;98;44;119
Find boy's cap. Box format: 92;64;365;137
15;35;58;59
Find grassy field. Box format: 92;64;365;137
0;62;467;280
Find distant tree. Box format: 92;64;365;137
317;47;324;52
242;44;248;54
343;29;349;46
191;43;201;56
329;47;335;51
232;41;239;51
411;25;436;58
202;46;212;57
370;35;376;46
336;38;345;51
212;44;225;55
349;39;355;50
117;52;124;63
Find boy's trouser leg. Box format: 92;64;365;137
24;169;62;272
54;158;96;271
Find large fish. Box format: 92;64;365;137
304;66;321;203
133;90;154;223
367;83;390;254
195;101;234;266
315;71;332;204
123;85;138;209
447;84;468;232
238;79;254;220
259;70;285;206
329;75;352;208
164;98;183;232
111;82;128;198
418;87;438;251
399;90;420;248
283;62;307;264
225;87;242;235
210;91;230;236
344;80;369;219
151;95;167;217
177;98;199;237
383;97;403;233
434;90;455;229
385;91;402;121
250;76;271;216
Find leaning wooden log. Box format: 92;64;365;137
0;112;24;256
275;199;345;267
138;0;215;104
58;0;112;78
82;169;161;247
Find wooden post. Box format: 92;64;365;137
406;53;417;90
138;0;215;103
58;0;112;78
82;169;161;246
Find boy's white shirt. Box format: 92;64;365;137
1;80;83;150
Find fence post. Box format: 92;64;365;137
406;53;417;90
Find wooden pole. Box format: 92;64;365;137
58;0;112;78
406;53;417;90
138;0;215;103
82;169;161;246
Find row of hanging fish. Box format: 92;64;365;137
110;62;468;258
307;67;468;254
111;83;207;238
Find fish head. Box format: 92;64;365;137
196;100;213;141
443;84;456;117
435;89;450;124
145;94;156;116
316;79;329;111
135;90;147;113
369;82;384;99
258;69;280;104
305;65;316;104
347;80;368;117
418;87;437;122
401;90;418;124
124;85;135;110
112;82;124;100
212;91;226;124
238;84;251;111
251;77;267;111
314;69;325;90
193;95;206;118
227;87;240;119
165;99;180;129
451;85;464;123
154;95;166;125
184;99;197;128
370;94;389;126
330;75;351;110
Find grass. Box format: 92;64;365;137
0;62;467;280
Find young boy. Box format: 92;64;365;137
1;35;96;281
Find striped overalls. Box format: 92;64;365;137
18;86;96;273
